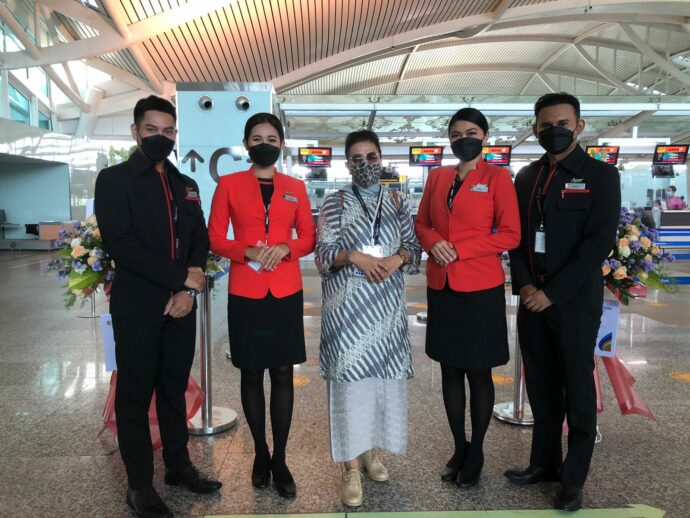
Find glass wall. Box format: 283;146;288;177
8;84;30;124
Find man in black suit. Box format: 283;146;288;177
506;93;621;512
95;96;221;518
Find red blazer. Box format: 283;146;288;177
415;161;521;292
208;169;315;299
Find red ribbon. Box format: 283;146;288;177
600;355;655;420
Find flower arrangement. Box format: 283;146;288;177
44;215;114;308
602;207;676;305
206;252;229;292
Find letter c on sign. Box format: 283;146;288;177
209;148;234;183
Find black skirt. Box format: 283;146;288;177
426;283;509;370
227;290;306;371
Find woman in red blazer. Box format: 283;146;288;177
208;113;315;499
415;108;520;488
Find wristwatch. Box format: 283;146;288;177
185;288;199;298
397;249;410;267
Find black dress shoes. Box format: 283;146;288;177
164;465;223;494
456;447;484;489
252;455;271;488
126;486;173;518
504;465;561;485
441;441;470;481
555;486;583;512
270;458;297;498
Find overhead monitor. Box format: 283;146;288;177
482;145;512;166
586;146;620;165
653;145;688;165
297;147;332;167
409;146;444;167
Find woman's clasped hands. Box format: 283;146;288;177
246;243;291;272
349;251;402;283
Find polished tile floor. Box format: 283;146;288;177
1;251;689;517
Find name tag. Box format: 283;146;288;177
470;183;489;193
283;193;298;203
535;230;546;254
354;245;384;277
565;182;586;190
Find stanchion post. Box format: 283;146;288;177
189;276;237;435
78;290;100;319
493;294;534;426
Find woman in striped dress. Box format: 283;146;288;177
315;130;421;507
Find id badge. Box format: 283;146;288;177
354;245;384;277
534;230;546;254
363;244;384;258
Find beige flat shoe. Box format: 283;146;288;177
358;450;389;482
342;467;363;507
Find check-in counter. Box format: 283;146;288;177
660;210;690;227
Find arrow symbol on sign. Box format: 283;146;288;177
181;150;204;172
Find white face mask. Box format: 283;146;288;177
667;191;674;197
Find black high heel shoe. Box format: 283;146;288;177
270;458;297;498
456;445;484;489
441;441;470;481
251;454;271;488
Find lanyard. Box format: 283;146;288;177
264;202;270;238
535;163;558;225
351;185;384;245
447;175;463;210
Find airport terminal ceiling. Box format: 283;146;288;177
0;0;689;146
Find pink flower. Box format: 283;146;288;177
613;266;627;280
640;237;651;249
71;245;87;258
602;264;611;276
618;238;630;248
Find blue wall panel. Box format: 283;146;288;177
0;161;71;239
176;86;273;218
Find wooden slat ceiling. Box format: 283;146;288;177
129;0;501;83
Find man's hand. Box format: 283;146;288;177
163;291;195;318
522;289;553;312
350;251;388;283
261;244;290;271
430;240;458;267
519;283;538;304
184;267;205;292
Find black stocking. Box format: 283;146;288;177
465;368;495;470
240;369;270;464
268;366;295;484
441;364;468;467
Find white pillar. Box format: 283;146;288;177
74;87;104;138
0;70;9;119
29;94;39;126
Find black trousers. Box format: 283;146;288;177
517;304;599;488
112;313;196;489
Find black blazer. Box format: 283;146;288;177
509;145;621;317
95;150;209;318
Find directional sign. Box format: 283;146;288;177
181;149;204;172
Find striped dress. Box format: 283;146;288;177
315;183;421;461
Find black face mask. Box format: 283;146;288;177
450;137;484;162
139;134;175;162
538;126;576;155
248;143;281;167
